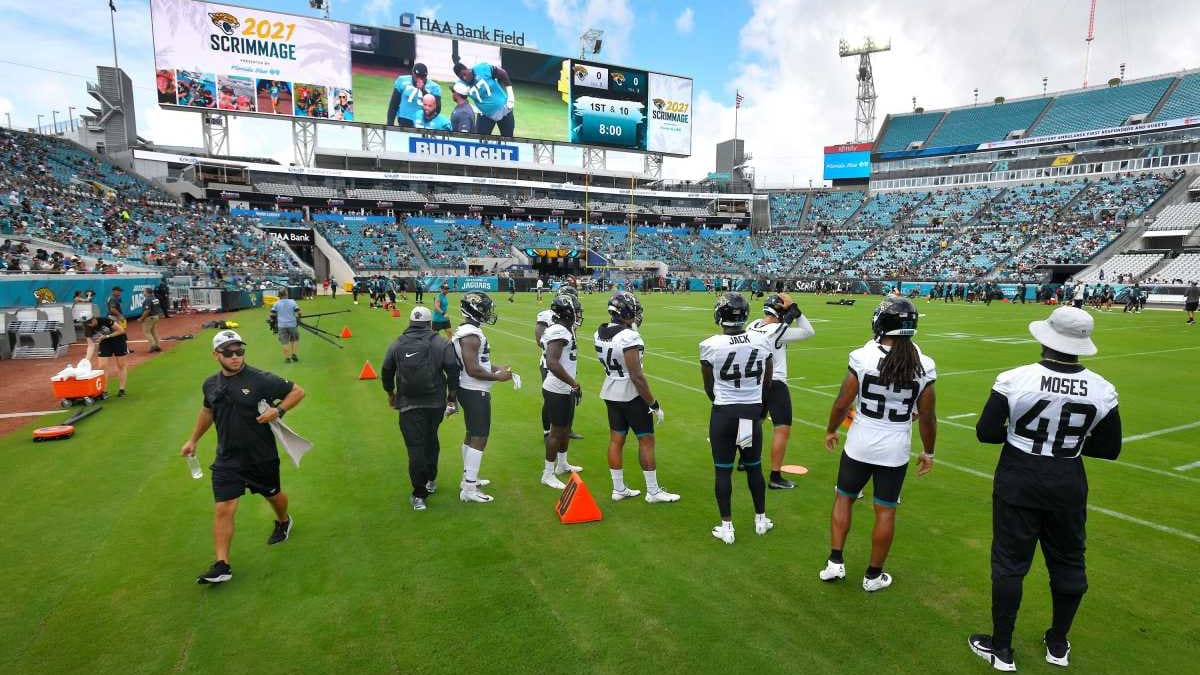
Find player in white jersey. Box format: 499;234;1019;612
535;286;582;441
539;293;584;488
820;297;938;592
746;293;815;489
699;293;774;545
594;292;679;504
968;306;1121;672
451;292;514;503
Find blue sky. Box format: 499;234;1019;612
1;0;1197;184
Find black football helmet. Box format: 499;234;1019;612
872;297;919;337
558;285;579;298
714;292;750;327
460;292;497;325
607;291;643;325
550;293;583;327
763;293;795;318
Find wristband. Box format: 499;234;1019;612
649;400;660;410
275;406;286;418
920;451;934;459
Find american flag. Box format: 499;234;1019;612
735;91;744;108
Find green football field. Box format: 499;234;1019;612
351;74;568;141
2;291;1199;674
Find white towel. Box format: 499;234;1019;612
735;418;754;449
511;372;523;390
257;400;312;468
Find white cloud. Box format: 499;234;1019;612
540;0;634;62
675;8;694;34
417;3;443;19
363;0;394;25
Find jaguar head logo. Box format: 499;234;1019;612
653;98;666;111
611;72;625;85
209;12;240;36
573;64;588;79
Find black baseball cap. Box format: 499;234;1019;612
413;63;428;78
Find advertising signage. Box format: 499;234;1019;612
823;142;872;181
150;0;692;156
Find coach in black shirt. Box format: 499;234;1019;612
181;329;305;585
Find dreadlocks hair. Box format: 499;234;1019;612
877;336;925;388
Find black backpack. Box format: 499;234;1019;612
393;332;442;399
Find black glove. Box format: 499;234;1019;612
573;386;583;407
783;304;803;324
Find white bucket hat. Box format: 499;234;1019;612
1029;306;1096;356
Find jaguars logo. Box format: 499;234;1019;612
573;64;588;79
610;72;625;86
34;287;55;304
653;98;666;111
209;12;240;36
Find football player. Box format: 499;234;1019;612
452;292;514;503
700;293;774;544
388;63;442;128
535;286;582;441
968;306;1121;672
452;60;515;137
746;293;815;489
594;292;679;504
539;293;585;488
820;297;937;592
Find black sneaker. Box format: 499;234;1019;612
197;560;232;585
968;634;1016;672
1044;632;1070;667
291;355;299;362
769;476;796;490
267;516;293;545
117;389;126;398
568;430;583;440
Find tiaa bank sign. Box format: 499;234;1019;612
409;138;519;162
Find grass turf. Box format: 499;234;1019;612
2;292;1198;674
350;75;568;141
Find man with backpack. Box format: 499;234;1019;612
381;306;462;511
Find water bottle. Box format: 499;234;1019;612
185;453;203;480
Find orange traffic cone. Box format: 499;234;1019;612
358;361;377;380
390;309;402;318
340;326;352;338
556;472;602;524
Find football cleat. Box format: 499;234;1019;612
645;489;680;504
611;487;641;501
541;473;567;490
862;572;893;592
969;634;1017;672
754;514;774;535
555;462;583;475
818;560;846;582
459;482;494;503
711;521;735;544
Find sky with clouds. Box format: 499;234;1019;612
1;0;1197;187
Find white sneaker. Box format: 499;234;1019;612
459;482;494;503
711;521;735;544
819;560;846;581
541;473;566;489
611;487;641;501
425;480;437;495
862;572;893;592
645;489;680;504
754;514;774;535
555;462;583;475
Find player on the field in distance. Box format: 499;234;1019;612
820;297;937;592
539;293;585;489
451;292;514;503
452;60;515;137
700;293;774;544
594;292;679;504
746;293;815;489
968;306;1121;672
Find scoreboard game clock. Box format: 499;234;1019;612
569;59;649;151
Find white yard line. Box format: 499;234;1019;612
0;410;69;420
1124;420;1200;443
946;412;977;419
1174;460;1200;472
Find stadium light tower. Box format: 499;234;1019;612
579;29;604;58
839;36;890;143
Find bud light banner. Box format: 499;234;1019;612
408;138;520;162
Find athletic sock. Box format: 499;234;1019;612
610;468;626;491
543;460;556;476
464;447;483;483
556;451;570;468
770;470;783;482
829;548;844;564
643;469;660;493
865;566;883;580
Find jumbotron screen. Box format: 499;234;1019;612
823;142;873;180
149;0;694;156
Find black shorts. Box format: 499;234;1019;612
97;335;129;357
1072;299;1084;308
458;388;492;437
765;379;792;427
432;320;451;331
709;403;763;469
542;389;576;429
1186;301;1198;312
836;451;908;507
212;459;281;502
605;398;653;437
